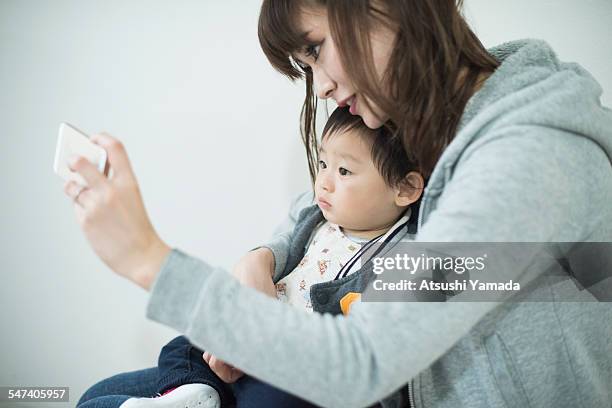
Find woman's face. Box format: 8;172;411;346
294;6;395;129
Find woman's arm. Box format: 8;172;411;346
66;130;608;406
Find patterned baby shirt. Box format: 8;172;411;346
275;221;367;313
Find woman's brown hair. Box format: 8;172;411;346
258;0;499;182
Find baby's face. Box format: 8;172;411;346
315;129;405;239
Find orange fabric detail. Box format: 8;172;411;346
340;292;362;315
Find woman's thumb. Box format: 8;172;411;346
90;132;134;179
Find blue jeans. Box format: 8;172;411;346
77;336;320;408
76;367;158;408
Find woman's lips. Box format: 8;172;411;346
338;94;355;108
317;198;331;210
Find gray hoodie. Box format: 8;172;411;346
146;40;612;407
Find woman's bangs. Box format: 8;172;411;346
258;0;309;80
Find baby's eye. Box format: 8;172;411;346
318;160;327;169
339;167;351;176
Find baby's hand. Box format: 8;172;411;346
203;351;244;383
231;248;277;298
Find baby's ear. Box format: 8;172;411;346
394;171;424;207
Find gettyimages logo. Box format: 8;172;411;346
372;253;487;275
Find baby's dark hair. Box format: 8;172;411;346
321;106;419;189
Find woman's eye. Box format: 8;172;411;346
318;160;327;169
304;43;321;61
339;167;351;176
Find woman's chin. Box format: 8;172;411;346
361;113;386;129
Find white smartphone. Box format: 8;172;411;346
53;122;109;186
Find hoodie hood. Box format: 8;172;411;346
433;39;612;186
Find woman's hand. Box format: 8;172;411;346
63;132;171;290
202;351;245;383
231;247;277;297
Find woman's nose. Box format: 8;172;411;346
313;67;335;99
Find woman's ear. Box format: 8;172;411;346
394;171;424;207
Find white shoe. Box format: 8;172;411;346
119;383;221;408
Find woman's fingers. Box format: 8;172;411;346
90;132;134;181
206;354;242;383
230;367;245;383
209;355;231;381
64;180;94;207
202;351;211;364
68;155;108;190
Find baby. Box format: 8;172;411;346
119;106;424;408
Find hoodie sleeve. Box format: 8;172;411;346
146;129;610;408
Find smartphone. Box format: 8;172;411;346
53;122;109;186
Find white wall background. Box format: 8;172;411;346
0;1;610;406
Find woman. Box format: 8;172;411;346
68;1;612;407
